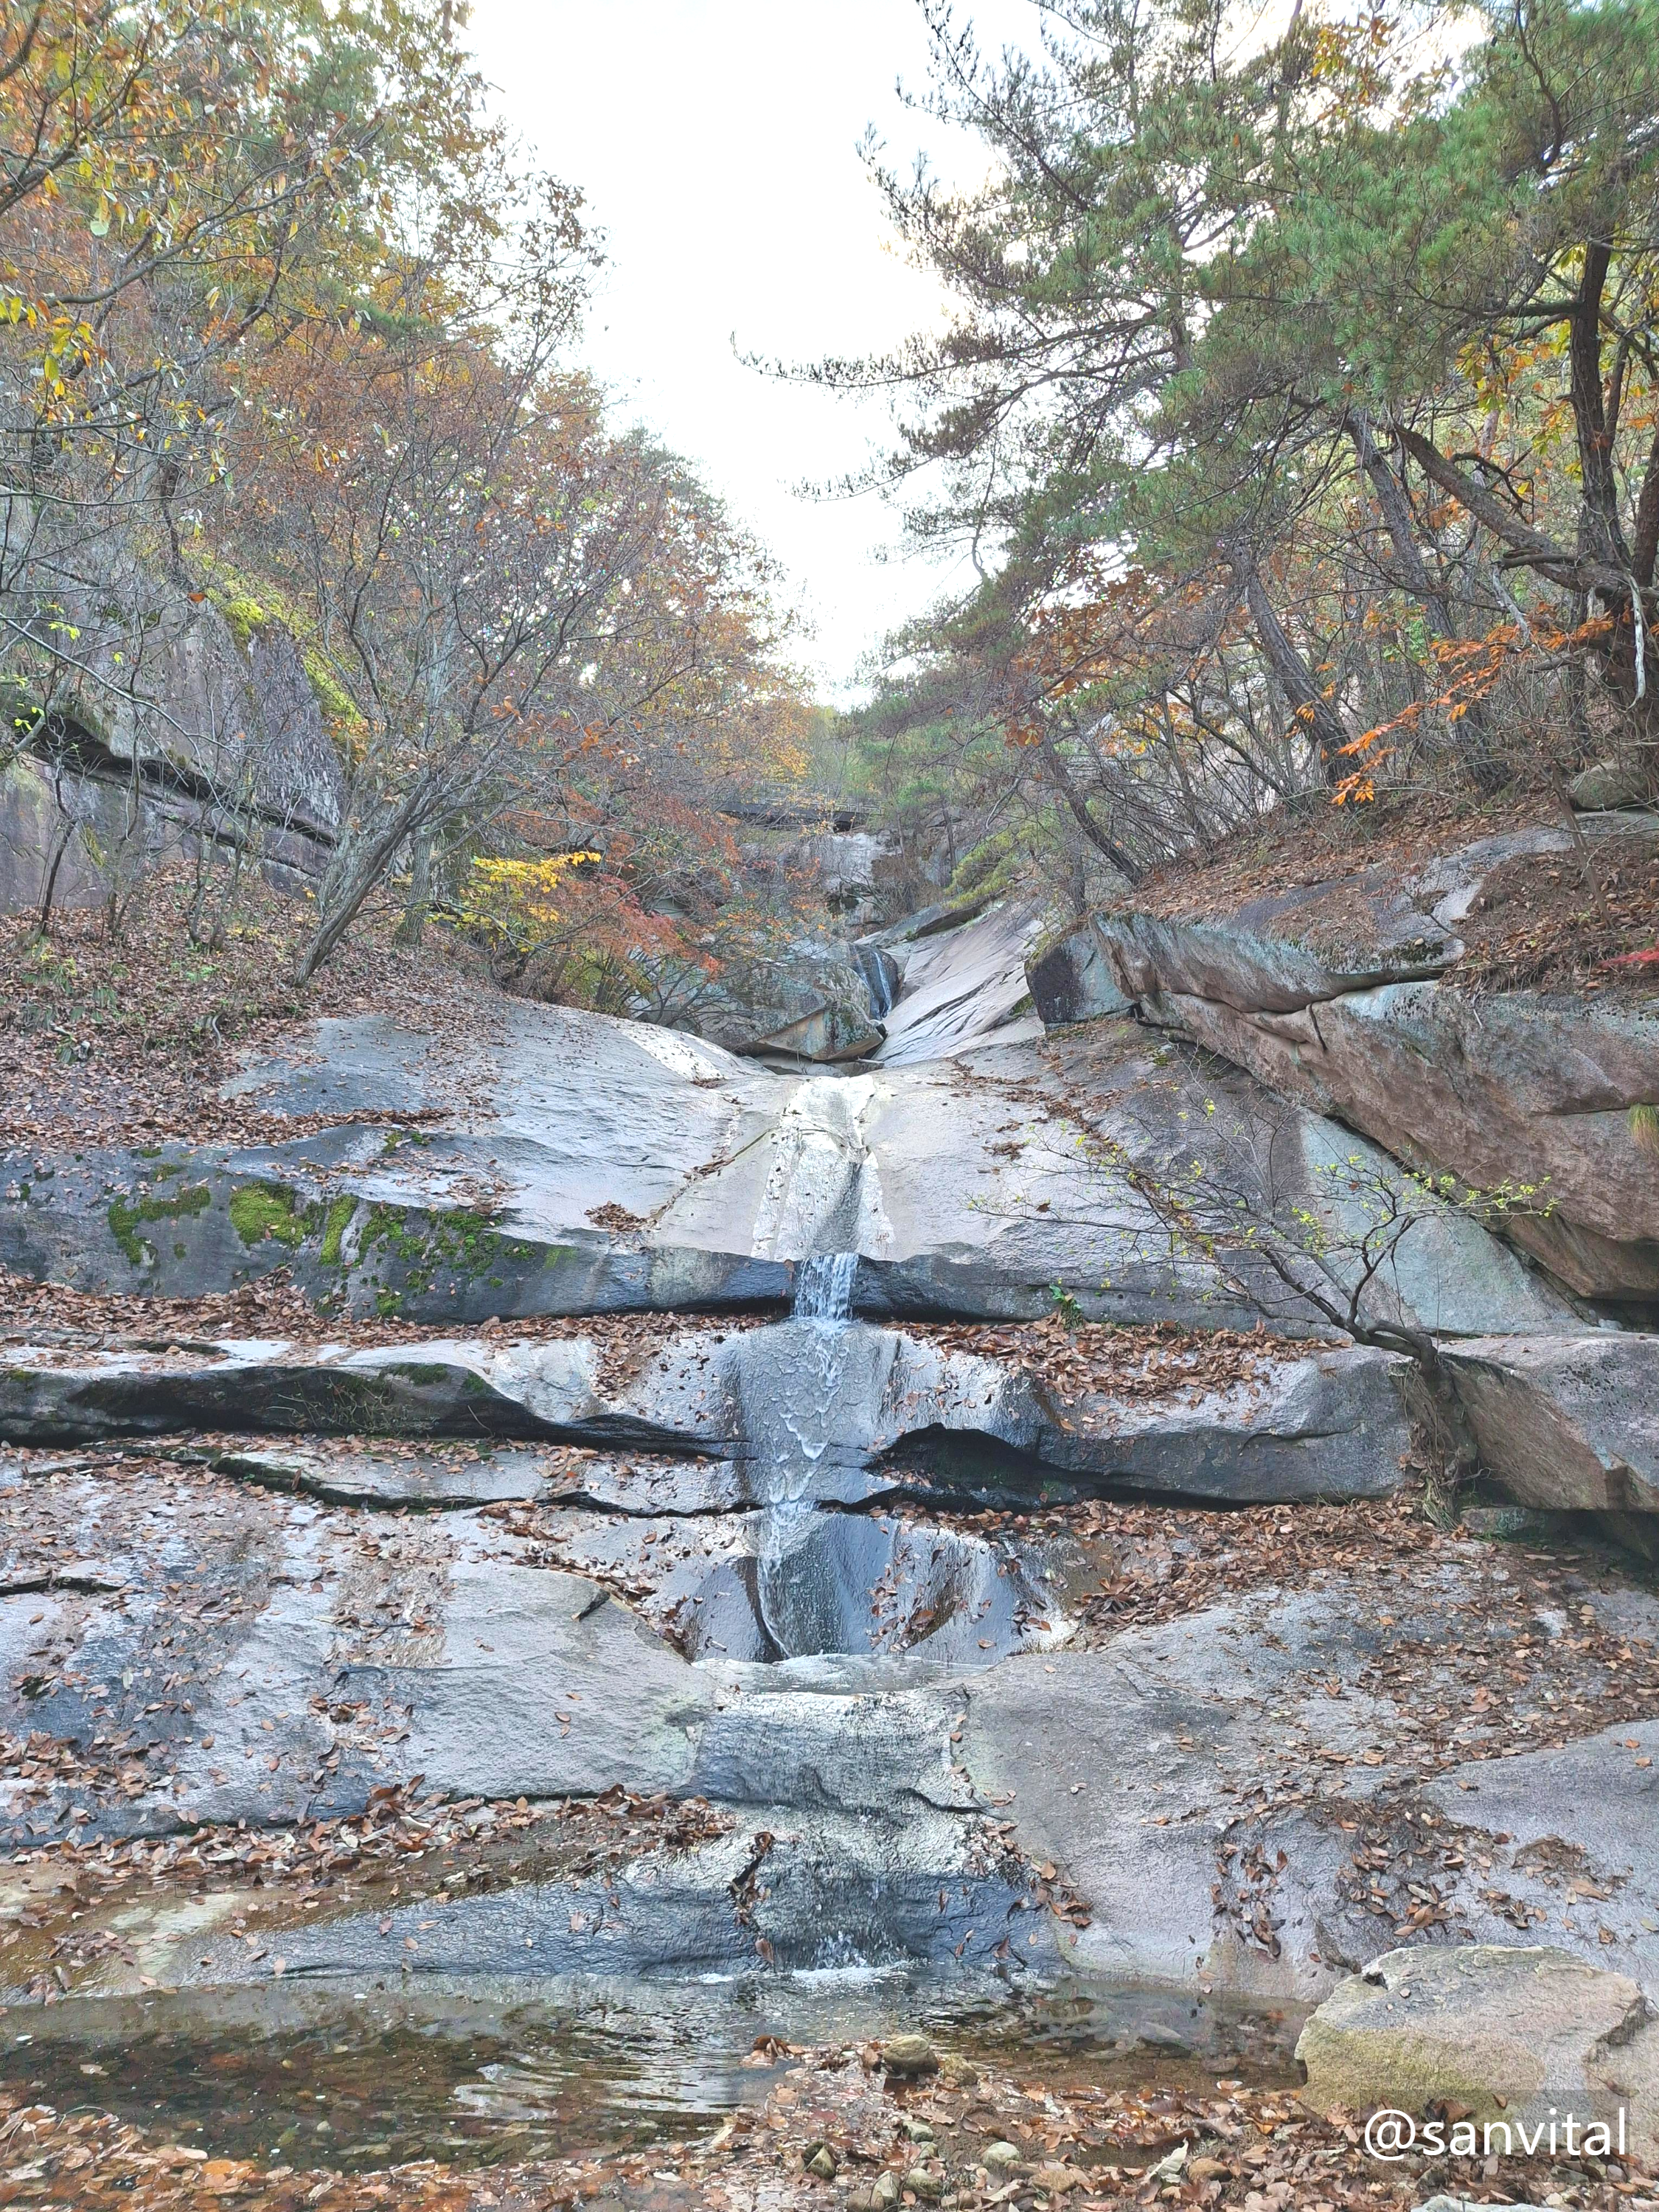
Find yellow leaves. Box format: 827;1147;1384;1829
457;852;602;938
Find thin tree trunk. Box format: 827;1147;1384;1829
397;829;432;945
1236;560;1349;785
1037;732;1144;884
1347;411;1506;790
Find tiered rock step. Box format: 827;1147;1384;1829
0;1321;1413;1503
4;1416;1658;2004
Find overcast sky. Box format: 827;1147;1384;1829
466;0;1044;698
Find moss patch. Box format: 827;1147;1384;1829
358;1204;529;1298
108;1183;212;1266
229;1183;313;1251
319;1194;358;1266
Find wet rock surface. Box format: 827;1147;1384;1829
0;1318;1415;1506
4;897;1587;1338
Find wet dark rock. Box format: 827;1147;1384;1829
1025;917;1133;1029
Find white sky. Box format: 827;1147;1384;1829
465;0;1045;698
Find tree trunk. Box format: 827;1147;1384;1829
1237;561;1349;785
1347;411;1458;637
1568;242;1631;577
1346;411;1506;790
396;829;432;946
1037;732;1144;884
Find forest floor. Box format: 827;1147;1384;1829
1;870;506;1154
1121;779;1659;1002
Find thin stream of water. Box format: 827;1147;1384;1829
748;1253;866;1652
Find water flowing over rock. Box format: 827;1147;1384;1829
6;886;1659;2101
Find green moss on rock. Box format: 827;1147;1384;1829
108;1182;212;1265
319;1194;357;1266
229;1183;312;1250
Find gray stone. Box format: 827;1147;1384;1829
2;933;1587;1339
1065;827;1659;1304
1297;1944;1658;2161
685;940;887;1063
1025;914;1134;1029
1;588;343;918
872;900;1048;1066
0;1322;1416;1509
1442;1334;1659;1531
880;2034;938;2075
960;1582;1659;2003
1571;760;1652;812
1132;979;1659;1304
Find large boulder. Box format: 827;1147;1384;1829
1441;1333;1659;1555
678;941;886;1062
0;1321;1414;1508
1297;1945;1659;2162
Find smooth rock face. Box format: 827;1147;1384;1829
872;900;1048;1065
1026;915;1134;1029
5;1427;1659;2006
961;1585;1659;2003
1443;1335;1659;1535
1297;1944;1658;2161
686;941;887;1063
1133;980;1659;1304
1;897;1588;1339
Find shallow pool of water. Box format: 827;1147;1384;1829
0;1972;1303;2171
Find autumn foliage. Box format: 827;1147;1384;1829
1;1;817;998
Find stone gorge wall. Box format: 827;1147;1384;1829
1;591;343;917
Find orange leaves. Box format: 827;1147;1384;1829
1338;608;1619;788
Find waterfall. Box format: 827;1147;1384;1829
733;1251;867;1655
793;1251;860;1321
854;943;896;1020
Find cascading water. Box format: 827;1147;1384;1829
791;1250;860;1321
739;1251;870;1655
853;942;897;1022
720;1248;1051;1665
